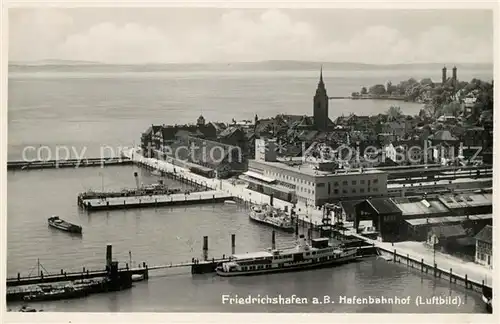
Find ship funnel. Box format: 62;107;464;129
134;172;140;190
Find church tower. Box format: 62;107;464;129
313;66;329;130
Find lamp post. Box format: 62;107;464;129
432;235;438;266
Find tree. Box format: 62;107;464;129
369;84;386;95
361;87;368;95
442;102;462;117
386;81;396;94
387;106;403;121
420;78;433;86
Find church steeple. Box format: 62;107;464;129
313;66;329;131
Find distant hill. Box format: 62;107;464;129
9;59;101;66
8;60;493;71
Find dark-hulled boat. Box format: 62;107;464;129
482;286;492;313
48;216;82;234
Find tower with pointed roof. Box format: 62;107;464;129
313;66;329;130
197;114;205;126
442;66;447;84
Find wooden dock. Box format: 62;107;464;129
6;259;230;287
7;242;232;288
7;157;133;170
7;267;147;287
79;190;234;211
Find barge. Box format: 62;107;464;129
216;235;359;277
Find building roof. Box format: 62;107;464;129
437;193;492;209
392;197;450;216
366;198;402;215
209;122;227;134
429;224;467;238
232;251;273;259
405;214;492;227
340;200;364;215
218;126;244;139
455;237;477;246
475;225;492;244
430;130;458;141
186;136;243;169
244;171;275;183
250;158;386;178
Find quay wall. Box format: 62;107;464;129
378;247;491;293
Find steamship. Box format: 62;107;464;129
249;204;294;232
216;235;359;277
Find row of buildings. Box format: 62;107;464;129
336;192;492;267
138;67;493;268
141;69;492;182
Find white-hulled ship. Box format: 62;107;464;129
249;204;294;233
216;234;359;277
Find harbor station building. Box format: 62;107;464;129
242;138;388;206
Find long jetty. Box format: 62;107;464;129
79;190;233;211
7;157;132;170
7;242;232;288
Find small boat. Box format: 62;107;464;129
151;169;161;176
249;204;294;233
48;216;82;234
22;285;88;302
224;200;237;205
18;305;38;312
216;235;359;277
131;274;145;282
482;286;492;313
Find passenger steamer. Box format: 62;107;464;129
216;235;359;277
249;204;294;233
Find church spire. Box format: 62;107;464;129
319;65;324;85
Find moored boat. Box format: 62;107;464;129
482;286;492;313
78;180;181;201
216;234;359;277
48;216;82;234
249;204;294;233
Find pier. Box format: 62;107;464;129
6;242;232;289
79;190;233;211
7;157;132;170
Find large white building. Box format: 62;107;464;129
242;138;388;206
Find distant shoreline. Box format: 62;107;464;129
8;60;493;71
330;95;408;101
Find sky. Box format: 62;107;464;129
8;8;494;64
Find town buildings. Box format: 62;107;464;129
244;138;388;206
475;225;492;268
